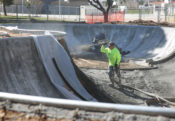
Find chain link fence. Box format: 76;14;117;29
0;4;81;22
0;4;175;23
125;6;175;23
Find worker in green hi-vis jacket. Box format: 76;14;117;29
101;42;121;87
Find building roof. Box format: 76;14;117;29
152;1;175;4
152;1;164;4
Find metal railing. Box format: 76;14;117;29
0;92;175;117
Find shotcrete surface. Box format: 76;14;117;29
1;24;175;105
0;23;175;120
0;37;63;98
77;55;175;104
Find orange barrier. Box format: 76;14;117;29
85;11;124;24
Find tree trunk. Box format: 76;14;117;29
3;1;7;16
103;12;108;23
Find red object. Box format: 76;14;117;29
151;1;164;4
85;11;125;24
152;1;175;4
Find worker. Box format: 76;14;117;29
101;42;121;87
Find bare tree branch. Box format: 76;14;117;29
87;0;117;22
107;0;113;12
96;0;105;12
87;0;105;12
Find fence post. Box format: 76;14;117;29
0;5;1;16
16;4;18;21
92;12;93;24
168;13;170;22
164;7;168;22
123;10;125;23
139;8;142;20
79;7;80;22
157;8;160;23
47;7;49;21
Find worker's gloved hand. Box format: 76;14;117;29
115;64;120;69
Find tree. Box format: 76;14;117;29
0;0;13;16
88;0;126;23
87;0;113;23
25;0;32;19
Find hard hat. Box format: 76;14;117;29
108;41;115;47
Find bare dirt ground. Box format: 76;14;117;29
73;58;154;70
76;60;175;108
72;56;175;107
0;101;175;121
113;20;175;27
0;27;31;38
0;28;31;38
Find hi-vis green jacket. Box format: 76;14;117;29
100;45;121;66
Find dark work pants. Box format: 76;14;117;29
108;65;121;85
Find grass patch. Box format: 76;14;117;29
0;15;30;23
0;15;84;24
0;15;62;23
126;9;153;14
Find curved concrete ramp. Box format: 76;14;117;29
0;37;78;99
33;35;96;101
64;24;175;61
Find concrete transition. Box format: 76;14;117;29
62;24;175;104
1;23;175;105
63;24;175;62
0;36;63;98
33;35;96;101
0;34;96;101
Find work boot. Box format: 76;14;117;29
109;77;115;87
117;76;121;85
116;72;121;85
118;80;121;86
111;83;115;87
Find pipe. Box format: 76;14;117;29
0;92;175;117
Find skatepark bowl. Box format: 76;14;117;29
0;24;175;119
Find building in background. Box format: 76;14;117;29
13;0;88;6
12;0;89;13
151;0;175;16
152;0;175;8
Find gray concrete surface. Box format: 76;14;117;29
81;65;175;105
34;35;96;101
5;23;175;61
0;35;99;101
63;24;175;62
0;37;64;98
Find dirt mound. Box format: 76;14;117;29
73;58;153;70
111;20;175;27
0;101;174;121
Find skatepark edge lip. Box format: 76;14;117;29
33;35;97;101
